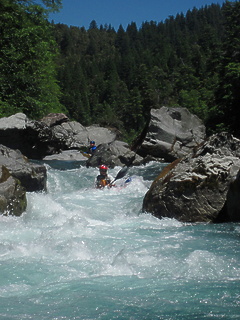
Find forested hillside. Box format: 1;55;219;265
54;1;240;139
1;1;240;141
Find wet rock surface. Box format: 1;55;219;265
143;133;240;223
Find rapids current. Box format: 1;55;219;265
0;161;239;319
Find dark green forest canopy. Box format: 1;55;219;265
0;0;240;141
53;0;240;139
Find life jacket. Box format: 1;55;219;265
96;175;111;188
90;146;97;154
99;178;108;187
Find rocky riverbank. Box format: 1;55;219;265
1;108;239;223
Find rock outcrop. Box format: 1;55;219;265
86;140;143;168
142;132;240;223
0;113;117;159
137;107;206;162
0;165;27;216
40;113;69;127
0;109;206;167
0;144;47;192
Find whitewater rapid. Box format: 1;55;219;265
0;161;239;319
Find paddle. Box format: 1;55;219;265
108;151;138;186
109;166;129;186
78;145;93;158
80;151;91;158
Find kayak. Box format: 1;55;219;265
114;176;133;189
95;176;133;190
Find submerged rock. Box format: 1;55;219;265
143;132;240;223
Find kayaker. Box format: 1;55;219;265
95;165;114;189
88;141;97;155
83;141;97;158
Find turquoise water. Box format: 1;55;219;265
0;162;239;320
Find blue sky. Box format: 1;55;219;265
49;0;228;30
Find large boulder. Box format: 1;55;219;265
0;112;28;152
0;144;47;192
52;122;117;150
0;113;56;158
40;113;69;127
137;107;206;162
85;125;117;146
0;165;27;216
0;113;117;159
86;140;143;168
142;132;240;223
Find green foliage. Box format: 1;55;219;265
0;0;64;119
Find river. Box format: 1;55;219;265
0;161;239;319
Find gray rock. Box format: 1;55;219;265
86;140;142;168
43;150;87;161
0;113;117;159
138;107;206;162
0;113;29;153
50;122;117;151
85;125;117;145
142;132;240;223
0;165;27;216
40;113;69;127
0;144;47;192
57;121;89;149
0;113;55;158
0;112;27;130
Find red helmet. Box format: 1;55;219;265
99;164;108;170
